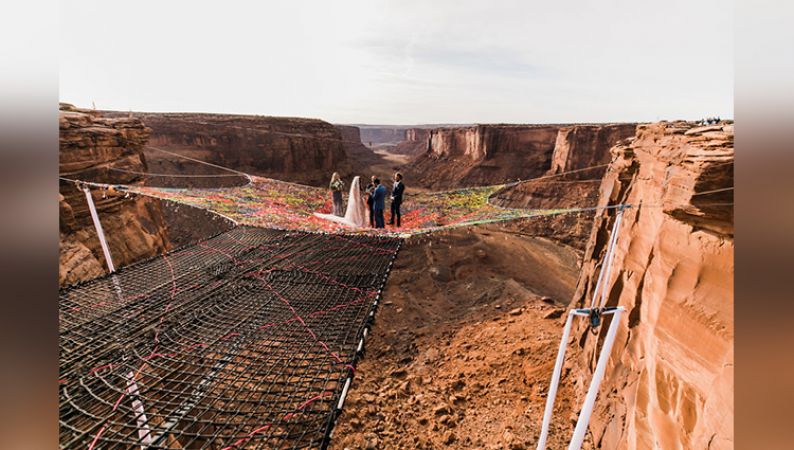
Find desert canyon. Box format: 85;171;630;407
59;104;733;449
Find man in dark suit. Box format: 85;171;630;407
371;178;387;228
388;172;405;227
365;175;376;228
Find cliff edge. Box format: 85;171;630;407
568;121;733;449
59;104;171;286
103;112;353;187
490;124;637;250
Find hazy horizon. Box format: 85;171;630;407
60;0;733;124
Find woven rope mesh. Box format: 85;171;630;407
124;175;543;236
59;226;401;449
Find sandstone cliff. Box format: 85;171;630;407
407;125;561;189
109;112;353;186
334;125;384;176
567;121;733;449
392;127;430;156
548;124;637;179
59;104;171;286
489;124;637;250
336;124;368;150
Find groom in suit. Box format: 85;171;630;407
365;175;376;227
389;172;405;227
371;178;387;228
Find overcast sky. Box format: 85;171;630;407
60;0;733;124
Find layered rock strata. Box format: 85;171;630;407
408;125;561;189
392;128;431;156
334;125;384;176
567;121;734;449
489;124;637;250
59;104;171;286
548;124;637;179
106;112;352;186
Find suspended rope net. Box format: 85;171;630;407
58;157;612;448
60;226;401;449
82;175;556;236
58;121;737;450
61;139;621;237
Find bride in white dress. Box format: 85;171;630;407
315;175;369;228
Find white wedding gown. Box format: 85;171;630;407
315;176;368;228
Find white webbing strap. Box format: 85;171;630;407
537;311;576;449
589;207;625;309
535;308;625;450
567;308;624;449
83;186;115;272
537;206;628;450
125;370;154;447
84;186;153;448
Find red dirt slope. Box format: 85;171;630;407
331;226;588;449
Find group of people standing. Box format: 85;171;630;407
329;172;405;229
699;116;722;125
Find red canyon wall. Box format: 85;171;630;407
489;124;637;250
112;112;352;186
392;128;431;156
548;124;638;178
334;124;382;176
407;125;561;189
59;104;171;286
336;124;367;149
568;121;733;449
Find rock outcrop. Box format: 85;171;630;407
109;112;353;186
336;124;368;150
334;125;384;176
392;128;430;156
568;121;733;449
548;124;637;179
489;124;637;250
59;104;171;286
407;125;561;189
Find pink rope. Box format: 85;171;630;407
255;274;355;372
86;363;148;450
74;237;376;380
87;253;180;448
219;390;334;450
329;233;398;255
131;291;372;364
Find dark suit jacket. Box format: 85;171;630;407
391;181;405;204
365;183;375;206
372;185;387;210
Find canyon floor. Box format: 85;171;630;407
351;147;435;192
330;225;589;450
371;148;412;174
